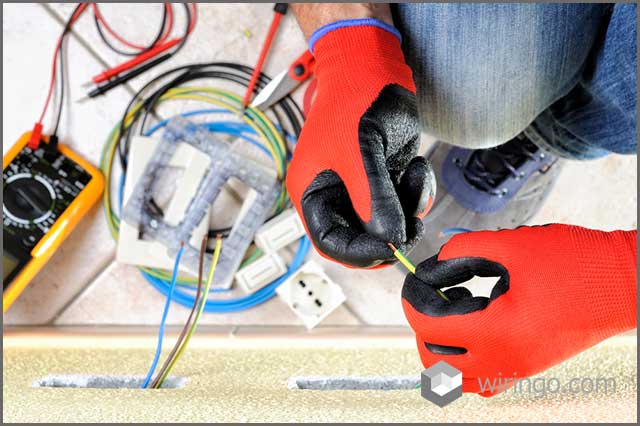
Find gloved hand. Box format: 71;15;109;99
286;19;436;268
402;224;637;396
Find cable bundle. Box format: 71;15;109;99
100;62;309;314
142;235;222;389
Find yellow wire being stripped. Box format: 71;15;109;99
388;243;450;302
388;242;417;273
153;236;223;388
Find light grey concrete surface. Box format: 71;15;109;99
2;3;637;327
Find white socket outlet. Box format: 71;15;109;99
276;261;346;329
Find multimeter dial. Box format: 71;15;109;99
4;173;57;224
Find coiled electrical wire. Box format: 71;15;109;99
100;62;308;312
116;63;303;170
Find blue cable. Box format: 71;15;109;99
118;108;309;314
117;174;124;217
141;244;185;388
440;227;472;236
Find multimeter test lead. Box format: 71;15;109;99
388;243;450;302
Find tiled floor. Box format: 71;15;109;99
3;3;637;327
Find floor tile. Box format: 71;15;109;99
531;154;637;230
53;261;361;326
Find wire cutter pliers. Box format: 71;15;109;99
251;50;315;111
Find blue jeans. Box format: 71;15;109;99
392;3;637;160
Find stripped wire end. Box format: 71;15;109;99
387;242;450;302
387;242;415;274
75;95;91;104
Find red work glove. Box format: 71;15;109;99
286;19;436;268
402;224;637;396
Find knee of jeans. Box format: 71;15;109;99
418;97;536;149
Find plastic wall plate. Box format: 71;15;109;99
117;136;209;273
122;118;281;289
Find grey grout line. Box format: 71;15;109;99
47;251;117;325
339;302;369;326
40;3;139;98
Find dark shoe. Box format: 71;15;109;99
408;134;561;263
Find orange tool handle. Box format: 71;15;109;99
288;50;315;82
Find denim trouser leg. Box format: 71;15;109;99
392;3;637;160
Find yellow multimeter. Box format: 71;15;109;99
3;131;104;312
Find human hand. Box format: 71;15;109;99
402;224;637;395
286;20;435;268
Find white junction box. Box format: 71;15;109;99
276;261;346;329
255;208;306;252
235;252;287;292
116;136;210;274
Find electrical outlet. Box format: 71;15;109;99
276;261;346;329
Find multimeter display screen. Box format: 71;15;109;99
3;253;19;282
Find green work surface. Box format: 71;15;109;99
3;338;637;422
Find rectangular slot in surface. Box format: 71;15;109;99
32;374;187;389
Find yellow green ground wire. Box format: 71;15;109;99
100;87;288;285
388;243;450;302
153;236;223;388
389;243;417;274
